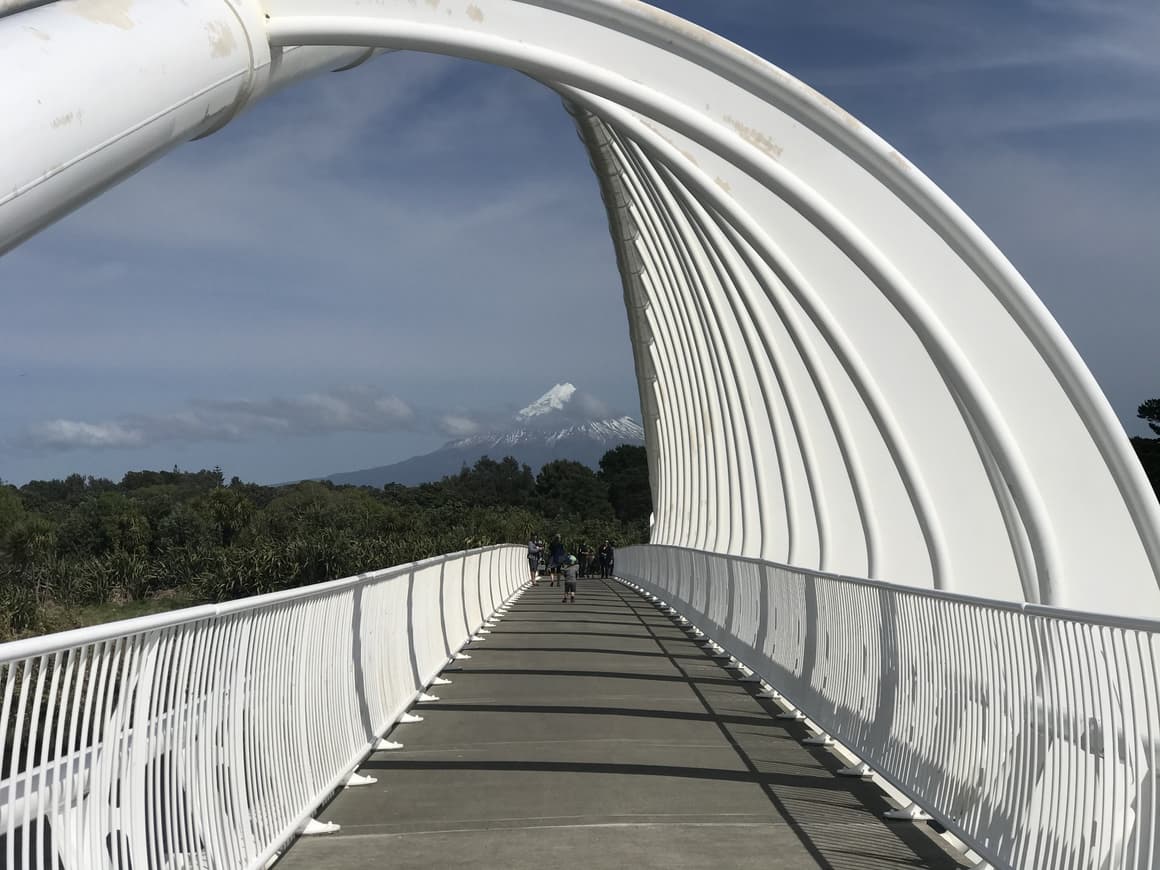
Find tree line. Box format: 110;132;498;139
1133;399;1160;495
0;446;651;642
6;393;1158;646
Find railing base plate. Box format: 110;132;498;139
344;772;377;788
302;819;340;836
885;802;932;821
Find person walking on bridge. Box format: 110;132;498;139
527;536;543;586
562;555;579;604
578;542;594;577
548;534;566;586
598;540;614;579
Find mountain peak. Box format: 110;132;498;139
517;383;576;419
324;383;645;487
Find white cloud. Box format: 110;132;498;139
439;415;481;437
28;420;145;450
18;381;629;454
22;386;415;451
571;390;610;420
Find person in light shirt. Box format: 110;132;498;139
527;536;542;586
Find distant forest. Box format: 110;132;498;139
5;399;1160;646
0;446;651;642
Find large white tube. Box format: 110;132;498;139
0;0;375;253
3;0;1159;615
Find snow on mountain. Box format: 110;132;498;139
324;384;645;487
517;383;577;419
448;416;645;449
449;383;643;450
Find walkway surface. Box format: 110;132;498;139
277;579;968;869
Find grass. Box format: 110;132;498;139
5;590;205;644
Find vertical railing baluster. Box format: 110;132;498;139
5;543;1158;870
6;654;32;869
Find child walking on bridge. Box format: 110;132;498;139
562;555;579;604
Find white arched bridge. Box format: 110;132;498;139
3;2;1159;868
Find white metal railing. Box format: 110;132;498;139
0;544;526;869
617;544;1160;870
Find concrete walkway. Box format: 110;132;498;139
277;579;968;869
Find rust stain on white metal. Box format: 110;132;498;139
205;20;236;58
64;0;135;30
636;3;718;47
466;3;484;23
723;115;783;160
635;0;863;135
635;2;767;69
810;88;864;133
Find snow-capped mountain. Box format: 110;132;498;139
516;382;577;419
325;384;645;487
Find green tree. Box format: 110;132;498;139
445;456;535;508
535;460;613;520
155;502;217;551
598;445;652;524
200;487;255;547
2;456;653;643
0;485;26;543
57;493;150;558
4;515;57;568
121;466;223;494
19;473;92;521
1139;399;1160;437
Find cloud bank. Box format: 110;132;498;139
22;384;626;452
24;387;415;451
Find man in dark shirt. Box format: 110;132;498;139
548;535;566;586
598;541;614;579
578;542;593;577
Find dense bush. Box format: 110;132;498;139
0;451;650;642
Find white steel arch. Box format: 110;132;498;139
2;0;1159;616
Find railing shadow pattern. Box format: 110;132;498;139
618;543;1160;870
0;545;525;870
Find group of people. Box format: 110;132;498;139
526;535;615;604
576;541;616;579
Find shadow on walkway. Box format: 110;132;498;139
277;580;968;870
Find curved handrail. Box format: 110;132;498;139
618;543;1160;869
0;545;526;869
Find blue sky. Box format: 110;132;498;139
2;0;1157;486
